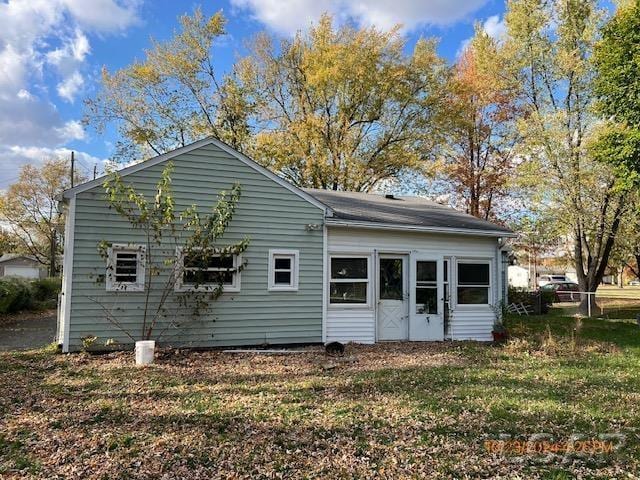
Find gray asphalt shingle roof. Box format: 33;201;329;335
303;189;512;235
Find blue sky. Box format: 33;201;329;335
0;0;508;188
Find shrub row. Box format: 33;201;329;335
0;277;61;314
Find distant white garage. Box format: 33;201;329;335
4;266;40;278
0;254;45;279
508;265;530;289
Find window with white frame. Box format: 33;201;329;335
106;244;146;292
457;261;491;304
175;248;241;292
329;256;369;305
268;249;299;291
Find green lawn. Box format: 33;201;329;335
1;314;639;479
596;285;640;299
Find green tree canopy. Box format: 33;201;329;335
592;1;640;175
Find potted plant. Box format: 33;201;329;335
492;320;508;343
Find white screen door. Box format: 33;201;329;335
409;256;444;341
377;255;408;340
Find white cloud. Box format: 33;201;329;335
0;146;106;188
61;0;141;32
57;71;85;102
0;44;30;93
457;15;506;57
0;92;73;147
46;29;91;71
17;89;33;100
231;0;488;34
0;0;141;188
482;15;506;40
349;0;488;31
55;120;86;142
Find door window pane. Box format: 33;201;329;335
416;287;438;314
331;258;367;279
417;261;437;283
379;258;403;300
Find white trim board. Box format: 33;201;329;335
325;219;516;238
60;196;76;352
61;137;331;214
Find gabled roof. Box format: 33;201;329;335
61;137;329;212
304;189;514;237
0;254;39;264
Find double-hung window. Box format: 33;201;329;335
415;261;438;314
329;256;369;305
268;249;299;291
457;261;491;304
106;244;146;292
175;248;241;292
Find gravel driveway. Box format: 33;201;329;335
0;311;57;351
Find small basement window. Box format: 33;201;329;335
268;249;299;291
329;256;369;305
106;244;146;292
457;261;491;305
175;249;241;292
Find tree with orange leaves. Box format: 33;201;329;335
436;30;521;221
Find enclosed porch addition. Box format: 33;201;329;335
326;248;497;343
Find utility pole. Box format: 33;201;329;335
70;151;75;187
93;164;97;180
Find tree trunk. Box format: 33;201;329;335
618;265;624;289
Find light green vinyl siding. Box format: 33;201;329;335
67;143;324;351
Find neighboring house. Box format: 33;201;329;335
57;138;514;353
0;254;45;279
508;265;530;289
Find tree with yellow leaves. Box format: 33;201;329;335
0;159;84;276
502;0;629;305
239;15;448;191
85;9;254;163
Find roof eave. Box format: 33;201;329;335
325;218;516;238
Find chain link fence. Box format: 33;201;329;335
508;287;640;321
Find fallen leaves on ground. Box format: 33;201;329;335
1;323;639;479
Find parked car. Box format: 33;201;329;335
538;274;569;287
629;279;640;286
540;282;580;302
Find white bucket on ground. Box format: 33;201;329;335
135;340;155;365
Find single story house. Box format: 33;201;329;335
0;254;46;279
57;137;514;353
